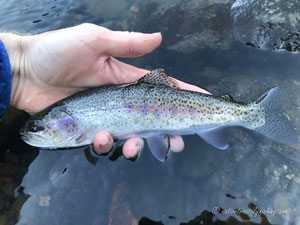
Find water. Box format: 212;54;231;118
1;0;300;224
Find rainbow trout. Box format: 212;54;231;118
20;70;297;161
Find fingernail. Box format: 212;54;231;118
135;139;144;152
129;143;143;160
99;135;109;146
128;146;141;161
124;145;141;160
135;144;143;153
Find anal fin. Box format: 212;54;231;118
197;127;229;150
146;135;170;162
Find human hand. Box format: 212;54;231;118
2;23;209;159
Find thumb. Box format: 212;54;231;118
102;30;162;58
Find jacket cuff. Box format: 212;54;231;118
0;40;12;116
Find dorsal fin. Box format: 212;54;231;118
139;69;179;88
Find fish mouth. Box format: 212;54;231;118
20;132;49;148
21;131;43;139
20;135;37;146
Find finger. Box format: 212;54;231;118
103;30;162;58
175;79;211;94
122;138;144;159
93;131;114;154
169;136;185;152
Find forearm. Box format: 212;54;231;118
0;33;28;109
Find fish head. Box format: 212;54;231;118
20;106;85;148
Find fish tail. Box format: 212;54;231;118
252;87;297;145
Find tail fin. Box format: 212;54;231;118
254;87;297;146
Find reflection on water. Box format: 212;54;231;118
1;0;300;224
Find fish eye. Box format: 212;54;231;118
28;121;44;133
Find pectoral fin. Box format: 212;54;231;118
197;128;229;150
146;135;170;162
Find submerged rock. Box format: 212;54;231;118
126;0;235;53
231;0;300;52
108;182;138;225
139;217;163;225
126;0;300;53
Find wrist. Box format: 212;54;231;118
0;33;29;109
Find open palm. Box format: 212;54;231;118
15;23;159;114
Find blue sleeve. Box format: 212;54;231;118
0;40;12;117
